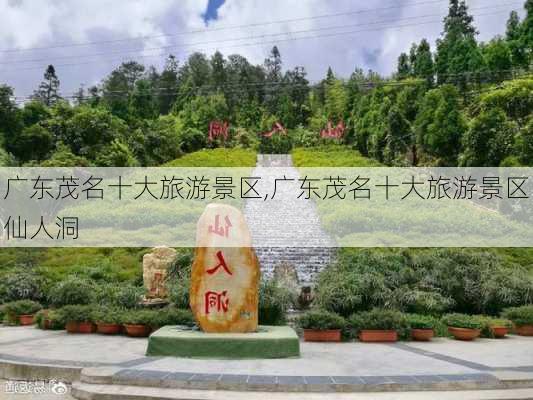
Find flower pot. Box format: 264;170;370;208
515;325;533;336
490;326;508;338
411;329;434;341
96;323;121;335
124;324;151;338
303;329;341;342
18;315;35;326
66;321;79;333
359;330;397;343
448;327;480;341
78;322;96;334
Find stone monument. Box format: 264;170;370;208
143;246;177;300
190;203;259;333
146;203;300;359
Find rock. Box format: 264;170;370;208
143;246;177;299
190;204;260;333
273;262;300;294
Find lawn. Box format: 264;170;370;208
163;148;257;167
292;145;382;167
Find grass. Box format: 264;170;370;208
292;145;382;167
163;148;257;167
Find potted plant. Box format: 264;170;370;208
123;310;154;337
489;318;512;338
91;307;123;335
297;310;346;342
58;305;94;333
3;300;42;325
407;314;436;341
349;309;408;343
35;309;65;330
502;306;533;336
442;313;482;340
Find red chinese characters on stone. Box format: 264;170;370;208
204;290;229;314
208;214;232;237
320;121;345;139
206;250;233;275
208;121;229;142
262;122;287;137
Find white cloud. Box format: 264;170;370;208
0;0;525;96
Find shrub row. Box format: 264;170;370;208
296;306;533;340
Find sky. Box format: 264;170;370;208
0;0;527;99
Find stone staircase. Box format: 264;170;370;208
244;154;337;286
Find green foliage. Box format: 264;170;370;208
258;279;295;325
48;277;94;307
292;145;381;167
502;305;533;326
90;306;124;324
516;118;533;165
258;132;293;154
349;308;409;335
92;284;143;309
40;142;91;167
177;93;229;132
35;309;65;330
163;148;256;167
406;313;438;329
151;307;195;327
58;304;93;322
122;309;157;325
475;315;512;338
460;107;517;166
96;139;138;167
297;310;346;330
415;84;466;164
0;269;47;303
3;300;42;316
10;124;54;162
441;313;483;330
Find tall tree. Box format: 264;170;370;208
0;85;21;146
102;61;145;119
264;46;283;114
33;65;61;106
397;53;411;79
158;55;179;115
435;0;484;88
413;39;435;84
210;51;227;91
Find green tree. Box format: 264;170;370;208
129;79;157;120
0;85;22;147
96;139;138;166
40;142;91;167
413;39;434;84
461;108;517;166
397;53;411;79
102;61;145;119
178;93;229;133
32;65;61;106
210;51;227;90
415;84;466;164
264;46;283;114
324;78;348;122
482;38;513;81
11;124;54;162
157;55;179;115
516;117;533;165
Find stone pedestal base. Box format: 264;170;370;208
146;325;300;359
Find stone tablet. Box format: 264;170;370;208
190;203;260;333
143;246;177;299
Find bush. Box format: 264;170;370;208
259;279;294;325
3;300;42;320
122;309;157;326
475;315;513;338
57;305;93;323
151;307;195;327
90;307;124;324
48;277;94;307
502;305;533;327
258;132;293;154
349;309;409;338
93;284;143;309
35;310;65;330
441;313;483;330
406;314;437;330
297;310;346;330
0;270;46;303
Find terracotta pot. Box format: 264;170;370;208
515;325;533;336
448;327;480;341
303;329;341;342
96;323;121;335
18;315;35;326
491;326;508;338
66;321;79;333
124;324;151;338
78;322;96;334
411;329;434;341
359;330;397;343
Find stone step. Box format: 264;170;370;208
71;382;533;400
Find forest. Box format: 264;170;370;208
0;0;532;169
